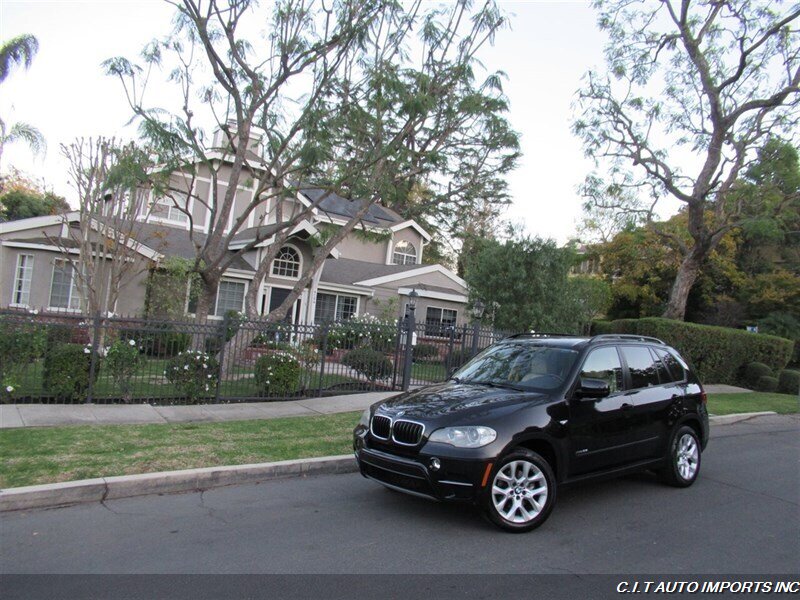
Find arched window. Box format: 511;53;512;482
392;240;417;265
272;246;301;278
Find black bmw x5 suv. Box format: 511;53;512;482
353;334;709;532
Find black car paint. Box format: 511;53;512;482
353;339;709;503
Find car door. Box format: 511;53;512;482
617;345;677;461
568;345;633;476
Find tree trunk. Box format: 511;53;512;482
193;282;217;350
662;249;704;320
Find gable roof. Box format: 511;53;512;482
319;258;467;293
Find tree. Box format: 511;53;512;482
0;170;69;220
574;1;800;320
0;35;45;169
49;138;157;319
104;0;518;370
462;235;577;332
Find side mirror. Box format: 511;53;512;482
575;377;611;400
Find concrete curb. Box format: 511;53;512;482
0;412;783;512
0;454;357;512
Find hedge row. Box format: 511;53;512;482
592;318;793;385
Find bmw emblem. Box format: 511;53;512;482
396;410;405;417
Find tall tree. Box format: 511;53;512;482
104;0;519;333
0;170;69;221
574;1;800;320
0;35;45;169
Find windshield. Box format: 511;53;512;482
452;343;578;391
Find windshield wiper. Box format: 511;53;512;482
461;379;526;391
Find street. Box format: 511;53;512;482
2;415;798;575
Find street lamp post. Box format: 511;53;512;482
471;300;486;358
401;289;418;391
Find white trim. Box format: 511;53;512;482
391;240;418;265
313;213;389;234
384;231;394;265
421;304;459;336
313;290;360;324
0;213;78;234
213;278;248;316
220;268;254;281
3;241;80;255
48;257;81;312
317;282;374;297
397;287;468;304
269;242;303;281
355;264;468;289
389;219;432;241
11;253;34;307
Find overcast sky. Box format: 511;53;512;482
1;0;638;244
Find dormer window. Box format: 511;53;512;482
272;246;301;278
392;240;417;265
150;192;189;225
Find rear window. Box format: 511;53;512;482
620;346;660;389
654;348;686;382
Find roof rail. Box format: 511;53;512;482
505;332;581;339
590;334;665;345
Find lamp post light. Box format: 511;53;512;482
402;289;419;391
471;300;486;358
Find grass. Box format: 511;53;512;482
411;362;448;383
0;411;360;489
706;392;798;415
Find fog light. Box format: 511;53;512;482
429;458;441;471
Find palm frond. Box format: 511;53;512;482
0;34;39;84
4;122;46;157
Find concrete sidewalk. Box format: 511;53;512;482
0;392;398;429
0;384;750;429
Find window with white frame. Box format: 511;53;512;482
425;306;457;336
272;246;301;278
12;254;34;306
314;292;358;324
392;240;417;265
151;191;189;224
49;258;82;310
215;280;245;316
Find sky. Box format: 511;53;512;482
1;0;631;244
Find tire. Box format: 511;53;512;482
659;425;701;487
482;449;556;533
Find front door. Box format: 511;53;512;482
261;287;302;323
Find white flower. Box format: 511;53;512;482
183;365;189;371
5;386;13;393
129;339;136;346
205;385;209;391
203;364;208;369
83;347;91;354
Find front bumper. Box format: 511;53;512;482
354;436;489;502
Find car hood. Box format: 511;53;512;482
374;382;548;423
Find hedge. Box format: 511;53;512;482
778;370;800;395
592;318;793;385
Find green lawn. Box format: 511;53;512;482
411;362;448;383
0;411;361;489
706;392;799;416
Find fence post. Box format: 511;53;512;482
445;325;456;377
86;311;101;404
214;313;230;404
317;323;329;397
401;306;416;391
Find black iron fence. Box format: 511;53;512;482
0;308;510;405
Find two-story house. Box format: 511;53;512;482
0;131;469;332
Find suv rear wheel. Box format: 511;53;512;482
659;425;701;487
482;449;556;532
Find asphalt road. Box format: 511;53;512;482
2;415;798;576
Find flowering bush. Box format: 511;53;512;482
42;343;96;402
0;317;47;399
105;338;143;401
165;350;219;402
326;314;397;353
254;353;301;396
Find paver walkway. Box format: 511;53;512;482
0;384;750;429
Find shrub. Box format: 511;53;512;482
129;325;191;358
327;314;398;352
254;353;301;396
755;375;779;393
742;362;773;388
342;348;393;381
777;370;800;395
0;317;47;399
413;343;439;362
43;343;96;401
591;318;793;385
165;350;218;402
105;338;144;401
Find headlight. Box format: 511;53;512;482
358;408;371;427
428;426;497;448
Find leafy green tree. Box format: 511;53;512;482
462;235;578;332
0;35;45;169
574;1;800;320
0;186;68;221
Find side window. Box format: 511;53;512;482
648;347;672;384
620;346;660;389
654;348;686;382
580;347;623;393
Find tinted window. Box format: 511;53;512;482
580;347;623;393
621;346;660;389
649;347;672;384
654;348;686;382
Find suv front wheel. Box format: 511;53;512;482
482;449;556;532
659;425;701;487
